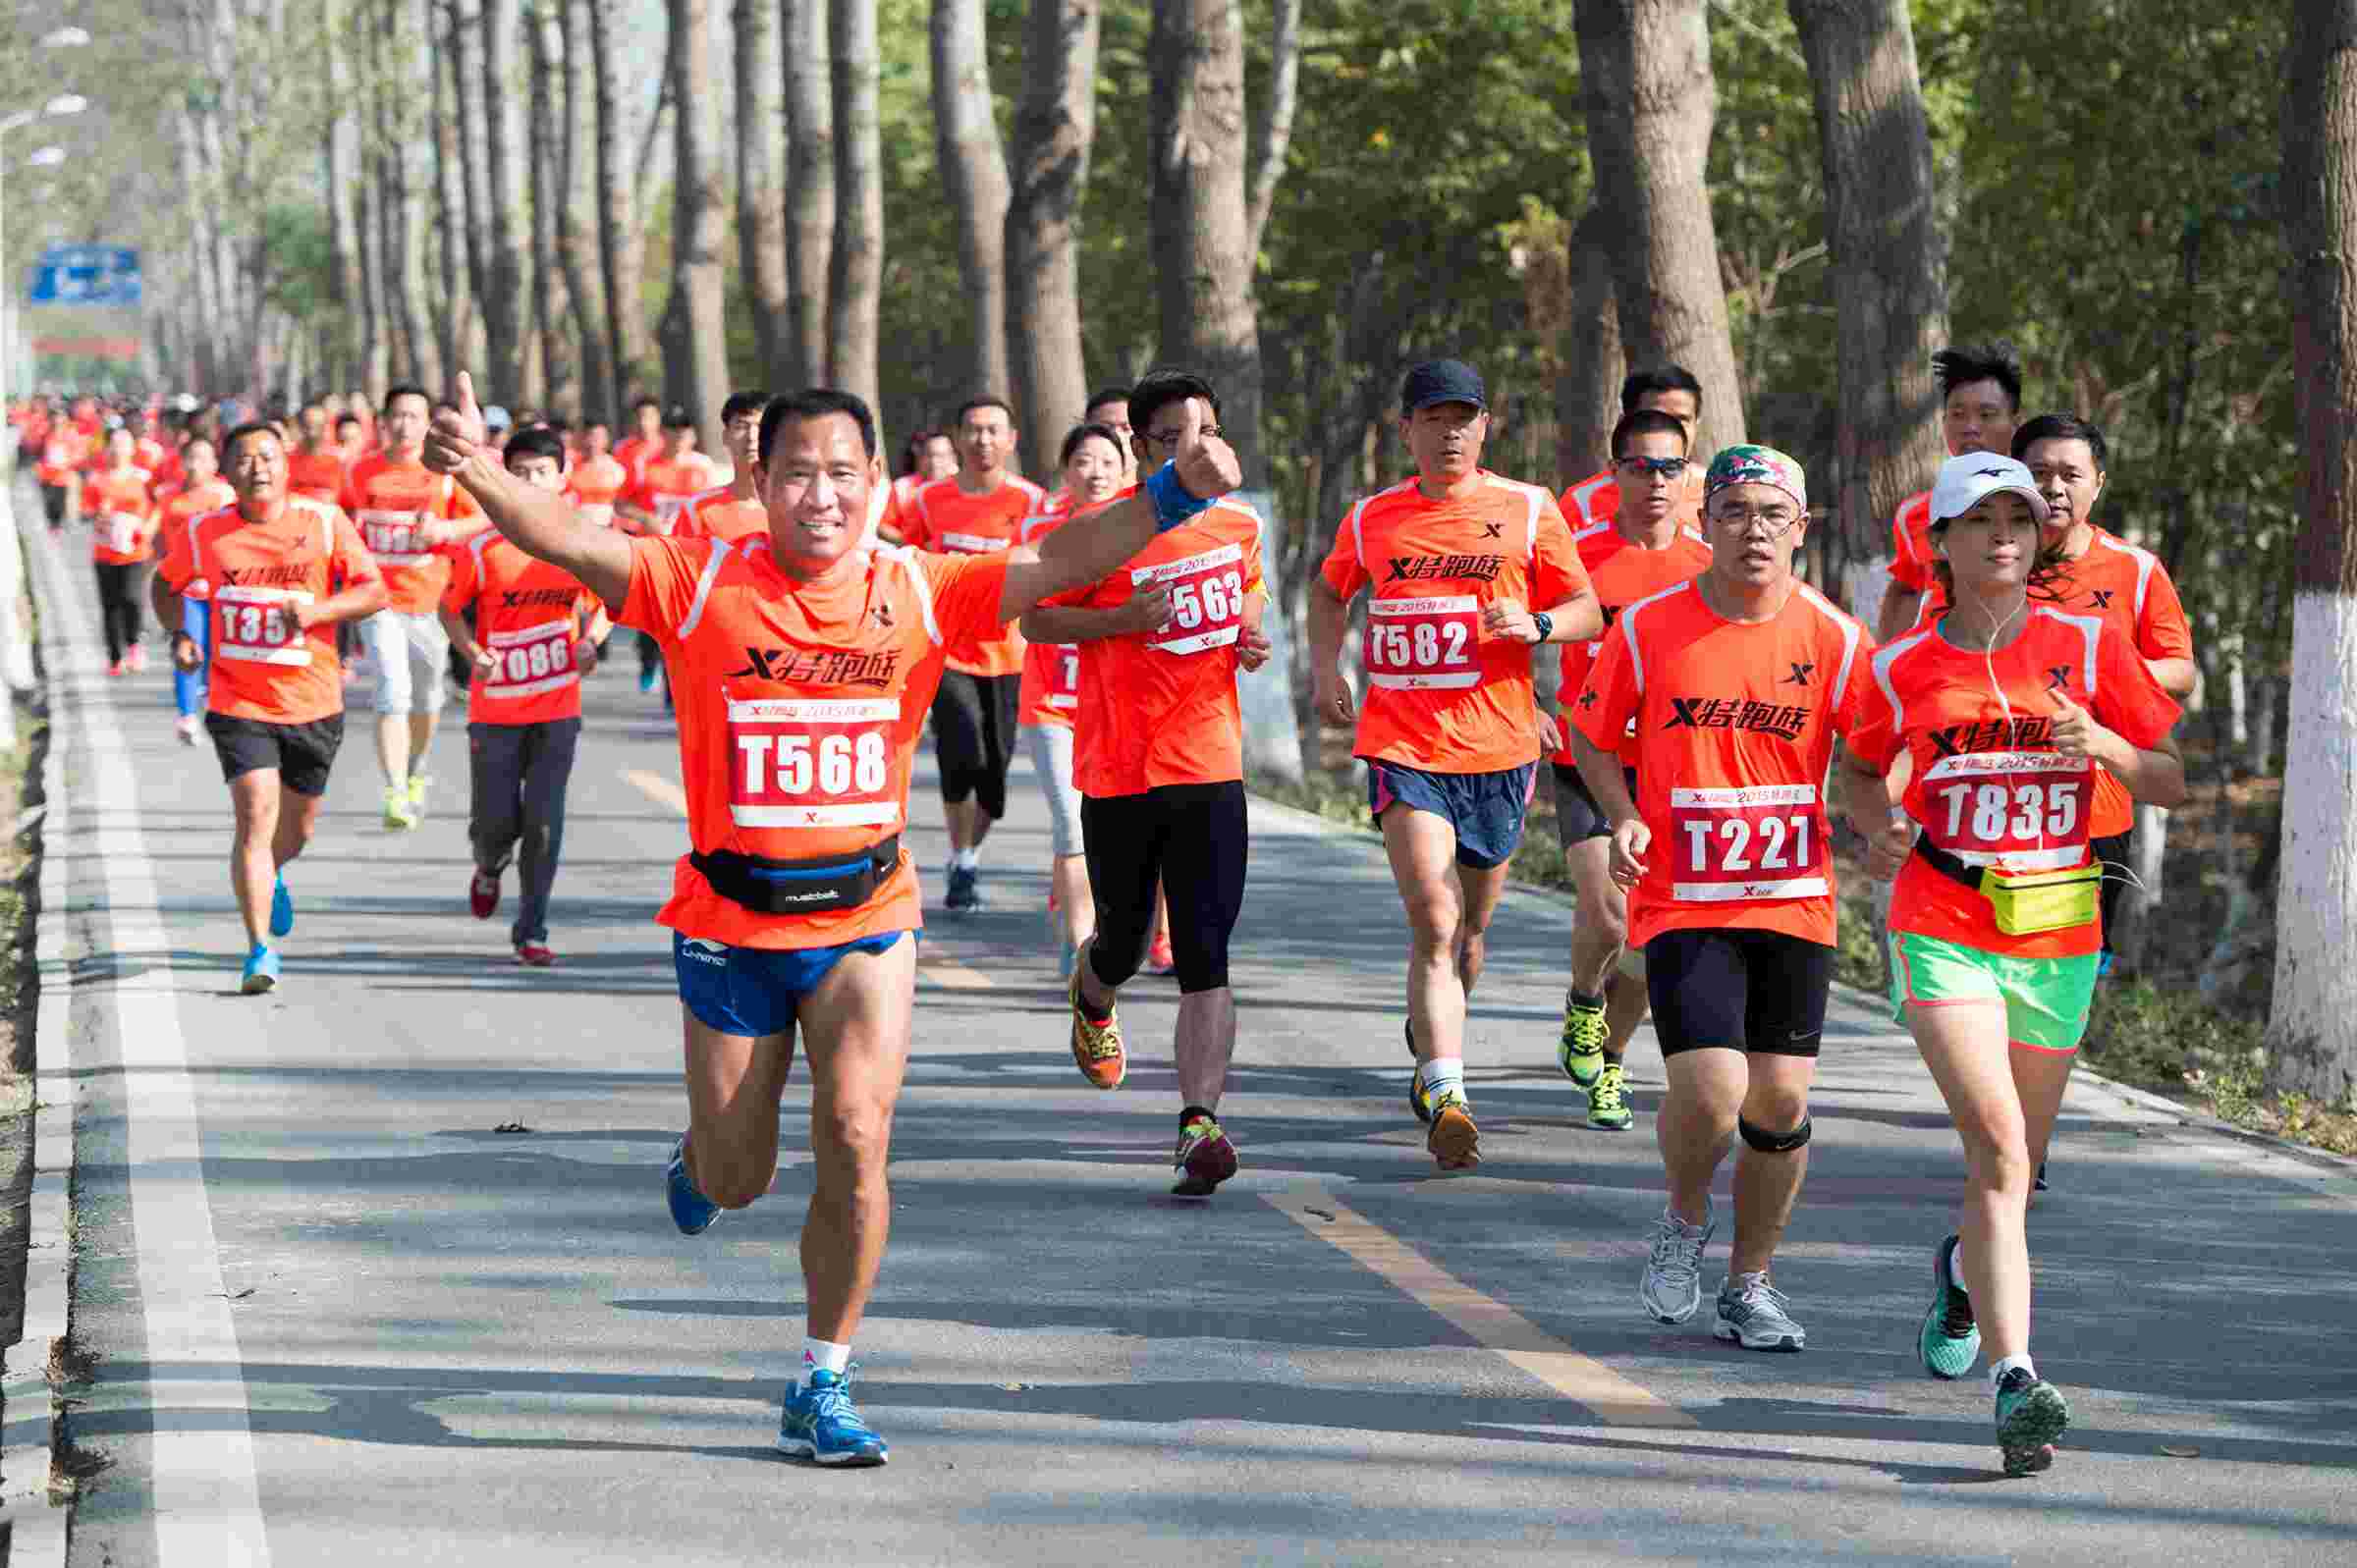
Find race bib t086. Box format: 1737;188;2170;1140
1364;594;1480;689
727;696;901;831
482;620;580;701
1920;751;2091;870
1135;541;1246;656
1669;783;1827;903
214;585;312;667
356;509;432;567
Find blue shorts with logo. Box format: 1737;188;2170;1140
672;929;913;1037
1367;759;1539;870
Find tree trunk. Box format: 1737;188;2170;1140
931;0;1012;398
734;0;791;386
556;0;615;422
1571;0;1747;456
1788;0;1949;620
1005;0;1101;475
590;0;656;411
668;0;732;449
324;0;366;391
529;1;578;416
1553;198;1622;484
830;0;884;411
480;0;533;405
1149;0;1268;487
2274;0;2357;1103
450;0;492;333
783;0;836;388
430;0;476;383
1242;0;1298;259
353;135;387;395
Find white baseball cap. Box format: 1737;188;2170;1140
1929;453;2050;524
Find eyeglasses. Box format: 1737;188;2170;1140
1711;508;1802;539
1144;425;1220;448
1616;456;1687;479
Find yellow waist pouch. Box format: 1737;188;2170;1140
1979;862;2102;937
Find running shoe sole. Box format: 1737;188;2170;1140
1918;1233;1981;1380
1998;1380;2070;1476
1427;1103;1480;1169
1171;1132;1238;1198
240;968;277;996
776;1434;888;1467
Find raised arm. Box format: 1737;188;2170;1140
424;373;634;612
993;417;1240;622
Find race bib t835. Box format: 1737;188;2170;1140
1920;751;2091;870
214;585;313;667
727;696;901;831
1669;783;1828;902
1364;595;1480;690
1135;541;1247;656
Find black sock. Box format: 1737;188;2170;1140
1078;986;1114;1024
1568;989;1604;1010
1180;1104;1217;1129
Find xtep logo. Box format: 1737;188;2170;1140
1481;520;1504;539
723;646;901;687
1385;553;1504;584
1927;717;2055;757
219;564;313;587
2088;589;2115;610
1664;698;1808;740
499;588;579;610
2045;665;2073;695
1784;661;1815;686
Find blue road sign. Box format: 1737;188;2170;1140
27;245;140;306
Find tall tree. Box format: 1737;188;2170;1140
429;1;481;380
528;1;578;415
2275;0;2357;1103
783;0;836;387
450;0;492;326
931;0;1012;399
480;0;533;404
734;0;790;385
1553;200;1622;485
830;0;884;411
1147;0;1297;488
322;0;366;392
555;0;614;422
1572;0;1747;455
1005;0;1103;477
668;0;731;447
371;0;428;384
1788;0;1948;622
589;0;655;411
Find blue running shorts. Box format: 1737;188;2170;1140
673;929;913;1038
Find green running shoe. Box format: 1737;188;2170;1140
1559;994;1607;1087
1405;1019;1433;1125
1587;1061;1633;1131
1919;1233;1981;1379
1994;1369;2070;1477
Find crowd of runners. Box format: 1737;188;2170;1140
5;335;2195;1481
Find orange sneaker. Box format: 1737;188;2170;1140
1426;1092;1481;1170
1068;959;1126;1090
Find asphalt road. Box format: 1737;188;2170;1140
16;493;2357;1565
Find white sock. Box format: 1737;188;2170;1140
803;1337;851;1377
1946;1242;1968;1292
1990;1352;2035;1388
953;847;979;872
1416;1055;1465;1103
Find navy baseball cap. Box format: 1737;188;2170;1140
1400;359;1487;413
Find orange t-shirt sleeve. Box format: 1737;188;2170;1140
1317;514;1368;602
1531;498;1591;608
918;550;1014;648
1888;507;1929;592
329;512;382;593
2137;566;2193;663
1845;664;1904;773
440;543;478;614
900;493;935;551
1569;622;1640;755
1832;629;1884;752
2095;626;2182;753
618;535;712;641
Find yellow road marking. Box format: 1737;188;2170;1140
623;769;689;817
918;959;994;990
1265;1185;1694;1429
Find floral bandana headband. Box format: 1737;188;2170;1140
1703;445;1807;516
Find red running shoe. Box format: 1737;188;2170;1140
469;868;501;920
516;942;555;967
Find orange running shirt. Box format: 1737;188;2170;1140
612;433;660;489
158;498;381;726
82;466;157;565
1573;580;1874;949
2053;531;2192;839
565;453;629;529
1319;472;1590;775
620;536;1012;950
1054;500;1264;793
442;530;595;726
1551;521;1714;767
900;474;1044;676
1559;464;1706;534
286;447;347;505
627;453;719;536
1015;506;1081;730
677;486;769;545
1886;490;1937;594
342;453;464;614
1850;608;2181;959
156;479;236;565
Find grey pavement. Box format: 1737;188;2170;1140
13;488;2357;1566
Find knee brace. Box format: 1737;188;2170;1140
1738;1115;1812;1154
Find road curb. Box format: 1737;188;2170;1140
2;484;70;1563
2073;1062;2357;1183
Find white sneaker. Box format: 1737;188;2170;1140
174;713;200;746
1714;1271;1806;1351
1640;1206;1713;1324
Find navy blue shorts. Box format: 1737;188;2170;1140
1367;759;1538;870
672;929;913;1037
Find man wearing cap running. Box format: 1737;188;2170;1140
154;422;387;994
677;392;773;546
425;370;1241;1467
1571;446;1887;1352
1029;373;1271;1196
1877;343;2023;645
899;395;1048;913
1558;366;1708;533
343;383;480;830
1310;358;1601;1169
1549;405;1715;1133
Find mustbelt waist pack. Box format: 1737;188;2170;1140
692;837;901;915
1915;840;2101;936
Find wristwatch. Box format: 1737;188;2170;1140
1531;611;1554;644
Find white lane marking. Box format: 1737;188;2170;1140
30;521;273;1561
622;767;690;817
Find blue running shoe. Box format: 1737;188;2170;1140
778;1366;889;1467
666;1137;721;1236
241;944;281;996
1919;1233;1981;1379
269;876;295;938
